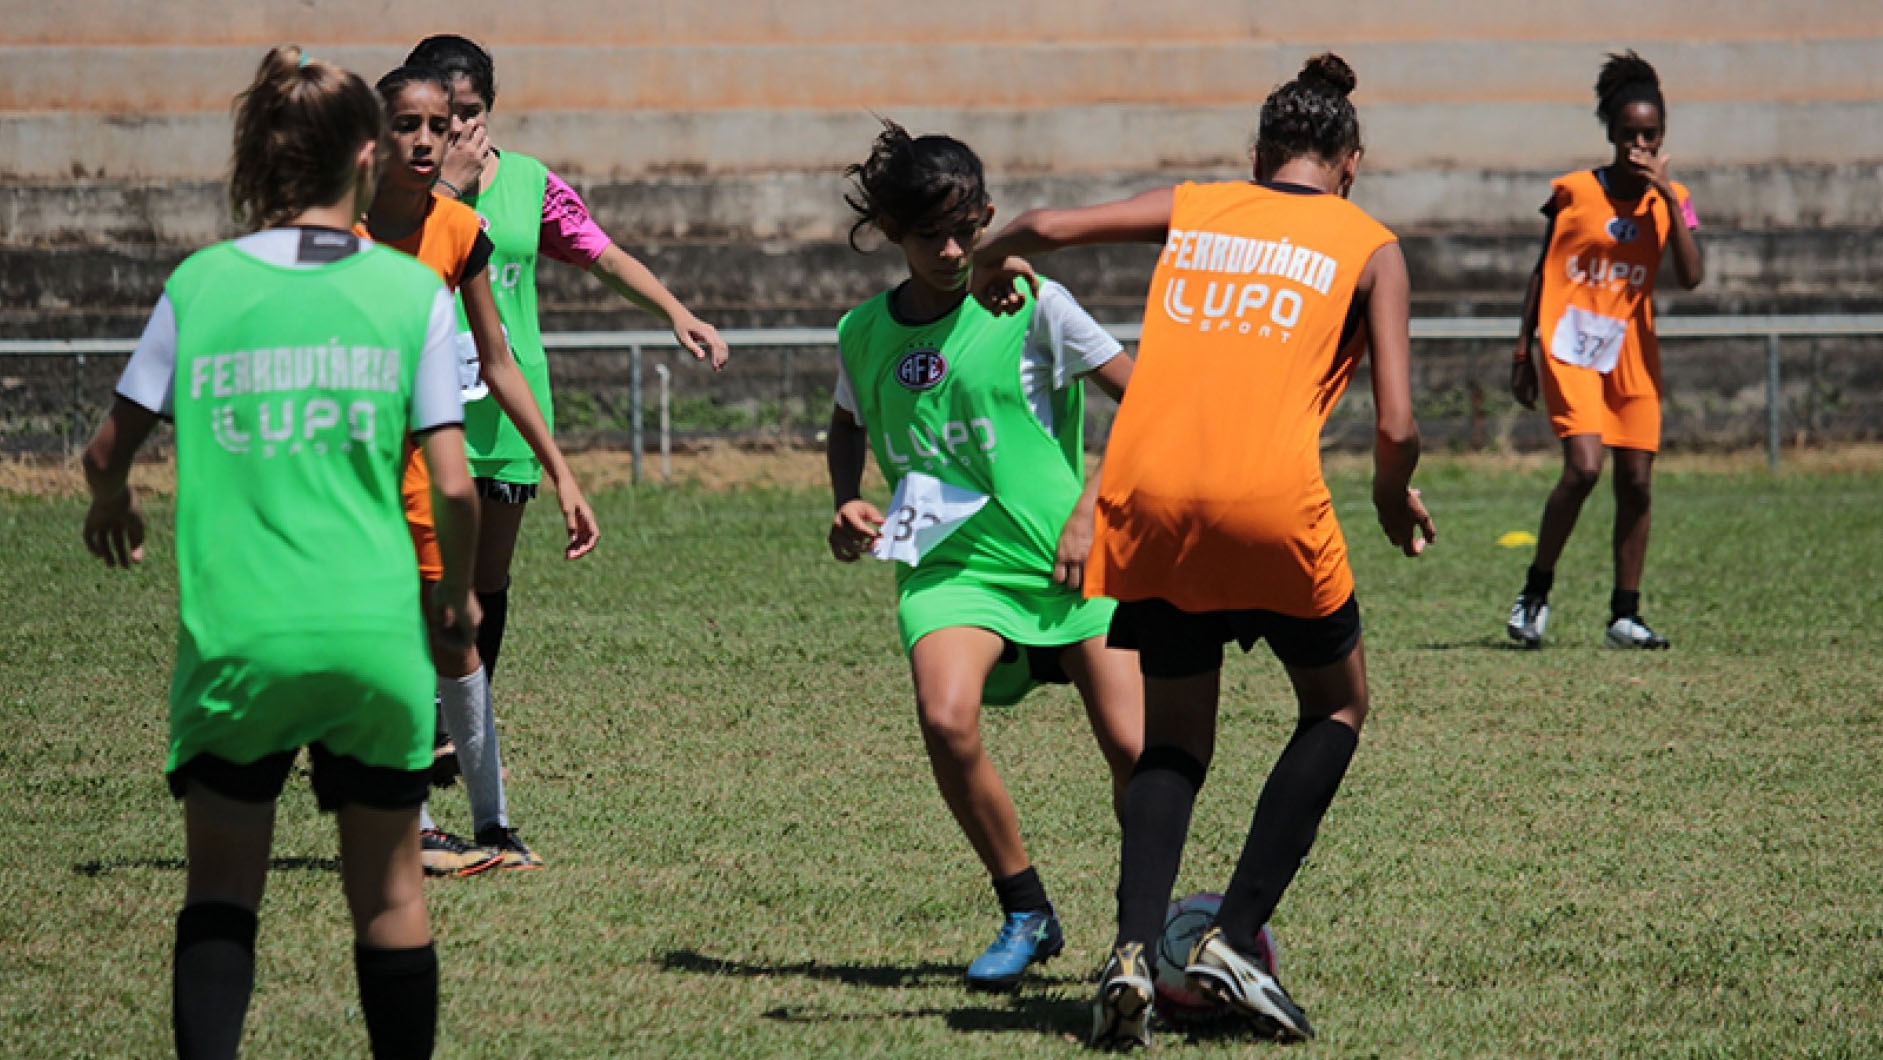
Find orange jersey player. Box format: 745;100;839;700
360;63;600;876
1507;50;1704;650
971;53;1434;1047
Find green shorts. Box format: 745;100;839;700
167;627;434;777
897;568;1116;706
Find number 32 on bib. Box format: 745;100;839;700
1549;305;1628;374
870;471;989;566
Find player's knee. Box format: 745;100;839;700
1559;460;1601;496
1614;470;1652;510
916;694;982;755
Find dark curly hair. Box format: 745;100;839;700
1594;50;1664;129
1254;53;1361;177
843;118;989;251
405;34;497;110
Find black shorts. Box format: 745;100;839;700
475;477;539;505
999;639;1072;686
167;744;430;812
1108;595;1361;678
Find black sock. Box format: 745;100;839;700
475;581;509;682
174;902;258;1060
1523;564;1554;600
1213;717;1359;954
1610;588;1640;622
1115;746;1209;949
355;943;438;1060
991;866;1051;916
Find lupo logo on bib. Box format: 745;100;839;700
1606;216;1640;243
896;348;947;391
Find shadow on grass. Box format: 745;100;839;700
72;856;341;877
1418;637;1535;651
662;949;1089;1037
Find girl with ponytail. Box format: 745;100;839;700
84;45;473;1057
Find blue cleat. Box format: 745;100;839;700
965;909;1064;991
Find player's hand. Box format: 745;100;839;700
82;488;145;569
828;499;885;562
1627;146;1672;195
557;486;601;560
969;255;1039;316
1375;486;1436;558
1510;349;1538;409
430;580;483;650
439;121;490;196
1052;508;1094;591
673;312;729;371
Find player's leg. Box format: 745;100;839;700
1605;446;1668;648
471;485;529;681
910;626;1060;989
321;744;437;1059
174;774;280;1060
1188;609;1366;1042
1509;433;1606;646
1059;635;1144;821
337;803;436;1059
415;590;504;878
427;613;540;870
1094;601;1222;1050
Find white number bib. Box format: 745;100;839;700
454;321;515;403
871;471;990;566
454;331;489;402
1549;305;1628;374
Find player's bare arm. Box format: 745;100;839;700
826;406;883;561
81;396;159;568
462;270;601;559
1360;242;1434;556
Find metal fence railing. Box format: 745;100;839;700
5;314;1882;481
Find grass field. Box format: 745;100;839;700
4;451;1882;1058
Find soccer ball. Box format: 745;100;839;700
1152;892;1280;1021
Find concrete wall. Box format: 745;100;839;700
3;2;1881;448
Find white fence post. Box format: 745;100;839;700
628;343;644;485
655;363;673;483
1766;333;1782;470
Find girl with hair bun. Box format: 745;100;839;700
972;52;1434;1046
826;119;1142;992
1505;50;1703;650
83;45;473;1057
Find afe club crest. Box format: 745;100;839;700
895;348;947;391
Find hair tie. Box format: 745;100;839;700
298;51;311;68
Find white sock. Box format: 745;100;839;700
438;667;508;834
419;803;436;833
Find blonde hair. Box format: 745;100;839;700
229;45;385;231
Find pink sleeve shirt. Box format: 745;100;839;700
540;168;614;269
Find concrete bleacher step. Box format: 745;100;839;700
5;38;1879;113
5;0;1880;47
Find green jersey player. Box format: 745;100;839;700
825;121;1142;992
81;46;476;1059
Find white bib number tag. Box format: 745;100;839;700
871;471;990;566
1550;305;1628;374
454;330;489;402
